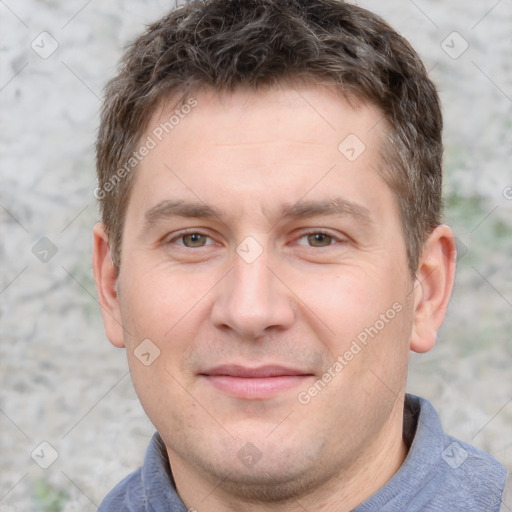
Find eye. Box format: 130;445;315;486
297;232;336;247
176;232;212;248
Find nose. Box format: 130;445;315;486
211;250;295;340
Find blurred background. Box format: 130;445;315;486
1;0;511;510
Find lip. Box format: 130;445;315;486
199;365;314;400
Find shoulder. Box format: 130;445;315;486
97;432;185;512
409;395;507;511
98;468;145;512
435;436;507;510
359;395;508;512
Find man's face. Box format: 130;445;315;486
114;85;417;498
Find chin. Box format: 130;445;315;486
207;462;330;504
177;437;337;504
222;480;320;504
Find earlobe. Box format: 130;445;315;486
92;222;125;348
410;225;456;354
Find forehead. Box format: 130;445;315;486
126;84;392;221
149;84;384;148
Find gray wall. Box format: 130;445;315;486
1;1;511;510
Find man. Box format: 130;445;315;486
92;0;510;510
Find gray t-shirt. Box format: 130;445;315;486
98;394;509;511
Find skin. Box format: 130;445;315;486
93;83;456;512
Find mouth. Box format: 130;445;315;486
198;365;314;400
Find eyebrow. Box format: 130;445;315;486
141;196;374;232
142;200;222;229
280;198;374;225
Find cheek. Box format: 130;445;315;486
118;260;204;345
292;264;412;381
295;266;400;333
118;261;215;394
126;352;195;441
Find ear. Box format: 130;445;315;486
410;225;456;353
92;222;125;348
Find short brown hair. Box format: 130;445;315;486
96;0;443;275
